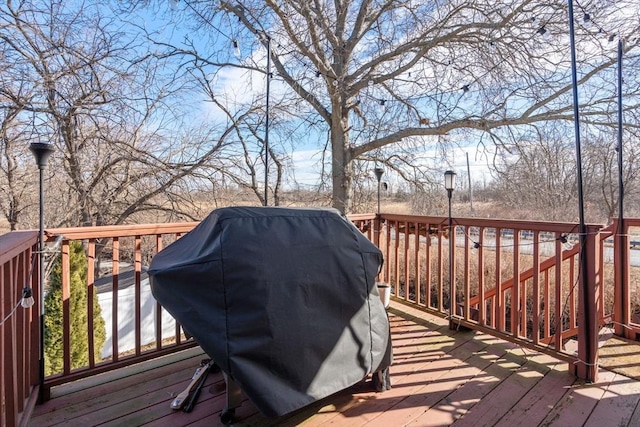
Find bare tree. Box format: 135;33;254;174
0;83;37;230
0;1;235;228
137;0;640;213
189;65;287;206
490;126;580;221
488;123;640;222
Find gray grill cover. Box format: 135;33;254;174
149;206;391;417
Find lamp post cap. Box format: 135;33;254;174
374;167;384;181
29;143;55;169
444;170;457;191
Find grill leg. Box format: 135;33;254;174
220;372;242;424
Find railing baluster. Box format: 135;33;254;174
478;227;485;326
135;236;142;356
87;240;96;368
512;230;520;337
384;221;391;285
425;223;432;309
403;221;410;302
414;223;421;306
61;240;71;374
463;226;471;321
112;238;119;362
495;228;503;332
155;234;163;351
437;224;444;312
532;231;540;344
2;259;18;426
554;236;563;350
15;253;27;409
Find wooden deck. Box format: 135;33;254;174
30;303;640;427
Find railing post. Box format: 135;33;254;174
573;225;600;382
613;218;630;338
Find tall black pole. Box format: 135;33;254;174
466;152;474;216
444;170;456;328
264;36;271;206
448;188;454;327
29;142;54;402
617;38;626;329
568;0;593;380
37;162;45;401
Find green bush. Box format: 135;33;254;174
44;241;106;376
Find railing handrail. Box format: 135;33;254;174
0;230;38;260
379;213;604;232
45;222;199;240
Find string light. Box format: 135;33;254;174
0;252;37;326
574;0;619;43
21;287;35;308
232;39;241;58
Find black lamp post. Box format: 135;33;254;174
29;142;54;403
374;167;384;215
444;170;456;328
616;38;627;335
263;35;271;207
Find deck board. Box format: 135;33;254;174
492;360;576;427
582;373;640;427
29;303;640;427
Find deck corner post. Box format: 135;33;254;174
574;225;600;382
613;218;630;338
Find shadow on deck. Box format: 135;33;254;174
30;302;640;427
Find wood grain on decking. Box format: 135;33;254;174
29;302;640;427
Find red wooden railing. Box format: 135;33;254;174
1;214;639;424
351;214;608;381
0;231;40;427
38;223;200;396
607;218;640;339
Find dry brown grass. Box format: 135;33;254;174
381;229;640;341
0;218;10;234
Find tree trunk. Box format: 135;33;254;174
330;110;352;214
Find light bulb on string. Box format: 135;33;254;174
21;287;35;308
559;234;574;251
232;39;241;58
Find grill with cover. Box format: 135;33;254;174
149;206;392;421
